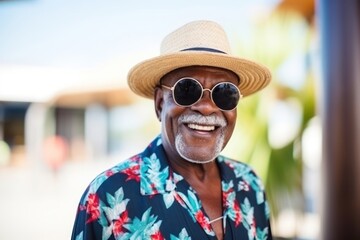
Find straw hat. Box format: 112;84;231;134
127;20;271;99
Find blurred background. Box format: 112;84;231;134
0;0;359;239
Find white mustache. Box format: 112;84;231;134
178;113;227;127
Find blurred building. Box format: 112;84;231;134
0;85;160;171
0;101;30;166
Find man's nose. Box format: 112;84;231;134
190;89;217;115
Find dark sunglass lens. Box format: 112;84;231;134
212;83;240;110
173;79;202;106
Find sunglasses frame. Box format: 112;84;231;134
161;77;242;111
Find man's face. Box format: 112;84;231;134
155;66;239;164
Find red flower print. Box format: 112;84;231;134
239;181;250;191
225;162;234;170
105;170;114;177
222;190;230;204
195;211;212;232
233;201;242;226
113;211;129;237
150;183;159;194
174;192;185;206
222;190;242;227
151;231;164;240
122;165;140;182
86;193;100;223
251;217;256;236
130;155;141;162
78;204;86;212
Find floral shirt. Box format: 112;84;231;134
71;136;272;240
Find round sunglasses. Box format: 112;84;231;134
161;77;242;111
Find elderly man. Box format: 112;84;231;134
72;20;272;240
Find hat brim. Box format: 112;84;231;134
127;51;271;99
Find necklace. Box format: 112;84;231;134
208;216;224;224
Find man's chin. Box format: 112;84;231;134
178;150;217;164
175;134;223;164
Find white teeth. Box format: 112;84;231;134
187;123;215;131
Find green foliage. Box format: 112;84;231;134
228;11;317;217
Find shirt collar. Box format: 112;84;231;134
140;136;184;196
139;136;234;196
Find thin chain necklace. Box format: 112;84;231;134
208;215;224;224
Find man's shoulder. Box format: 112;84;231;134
79;136;163;203
79;155;142;204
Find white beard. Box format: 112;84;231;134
175;129;225;164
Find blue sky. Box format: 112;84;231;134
0;0;278;101
0;0;278;67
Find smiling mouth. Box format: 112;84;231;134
187;123;216;132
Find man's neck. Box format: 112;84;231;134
169;157;220;184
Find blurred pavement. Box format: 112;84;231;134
0;159;120;240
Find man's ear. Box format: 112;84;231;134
154;87;163;122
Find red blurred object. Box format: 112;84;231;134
42;135;69;172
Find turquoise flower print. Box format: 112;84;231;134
256;227;269;240
238;180;250;192
156;137;162;146
222;180;242;226
177;190;214;236
123;207;164;240
241;197;256;240
72;137;272;239
75;231;83;240
170;228;192;240
140;153;170;195
82;158;139;206
222;158;251;179
100;188;131;240
163;179;176;209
